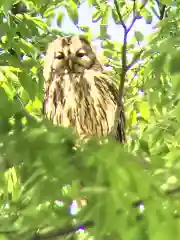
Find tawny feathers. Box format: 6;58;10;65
43;35;125;142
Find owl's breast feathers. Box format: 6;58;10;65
43;70;125;142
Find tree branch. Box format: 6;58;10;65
159;4;167;20
114;0;148;103
155;0;167;20
112;0;148;142
32;220;94;240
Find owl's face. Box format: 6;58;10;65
44;36;98;76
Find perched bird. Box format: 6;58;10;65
43;35;125;143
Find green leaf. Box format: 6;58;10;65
18;72;37;100
161;0;173;4
112;9;120;24
147;90;161;106
57;10;64;25
2;82;15;99
65;0;78;25
101;6;109;25
169;52;180;75
26;15;48;31
134;31;144;42
138;101;150;120
175;103;180;123
0;87;18;117
165;150;180;167
87;0;97;6
4;67;21;88
139;139;150;154
0;234;8;240
152;53;167;74
83;28;93;42
171;74;180;94
1;0;14;12
92;10;102;23
145;15;153;24
130;109;137;125
100;24;108;39
43;5;56;18
103;49;113;58
78;25;89;32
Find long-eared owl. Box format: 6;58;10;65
43;35;125;143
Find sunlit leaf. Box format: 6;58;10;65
134;31;144;42
100;24;108;39
138;101;150;120
92;9;102;23
145;15;153;25
19;72;37;100
57;9;64;25
65;0;78;25
169;52;180;75
161;0;173;4
171;74;180;94
43;5;56;18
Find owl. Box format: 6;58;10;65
43;35;125;143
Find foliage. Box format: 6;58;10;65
1;0;180;239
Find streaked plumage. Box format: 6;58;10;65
43;35;125;142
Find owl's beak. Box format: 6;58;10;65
68;59;73;70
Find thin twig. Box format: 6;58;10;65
151;5;161;20
114;0;126;30
32;220;94;240
112;0;148;142
159;4;167;20
114;0;148;102
118;32;127;102
127;48;144;71
126;65;141;87
155;0;167;20
132;185;180;208
132;0;136;19
127;0;148;33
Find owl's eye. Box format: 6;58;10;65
76;50;87;58
55;52;64;60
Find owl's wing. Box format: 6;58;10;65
107;80;126;144
42;42;56;116
115;104;126;143
95;72;126;143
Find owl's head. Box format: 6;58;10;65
43;35;102;79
